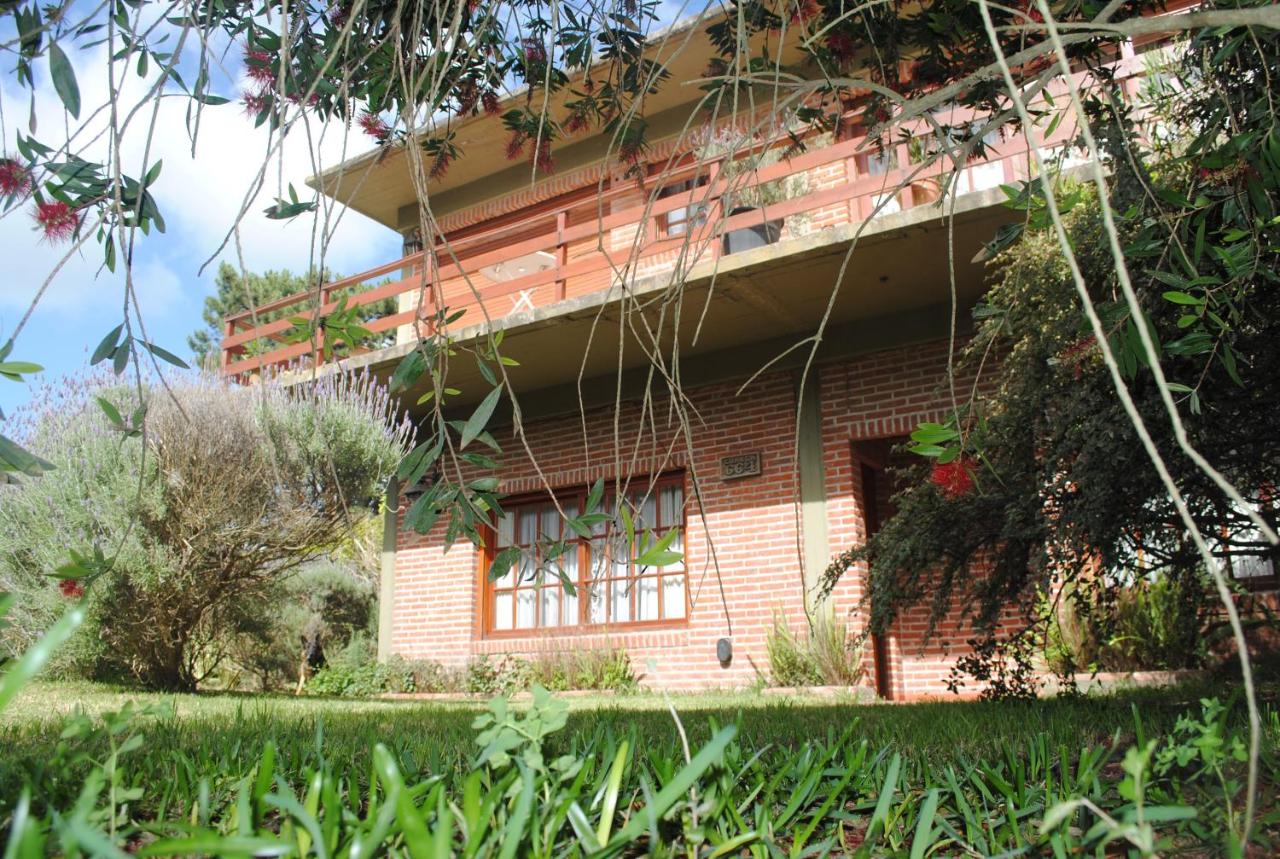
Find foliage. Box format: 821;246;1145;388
1045;574;1217;675
0;371;410;690
521;647;638;693
765;605;864;687
0;684;1274;855
307;648;637;697
821;21;1280;693
226;564;377;692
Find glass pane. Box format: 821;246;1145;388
492;557;515;589
540;584;560;627
588;581;606;623
519;509;538;544
496;511;515;547
494;591;514;629
659;484;683;527
662;529;685;573
517;548;536;586
610;578;631;623
637;492;656;530
662;575;686;619
540;505;559;540
637;576;659;621
589;537;607;580
516;589;536;629
561;542;579;625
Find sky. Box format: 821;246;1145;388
0;1;699;418
0;27;399;416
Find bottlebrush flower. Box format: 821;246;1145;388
0;157;31;197
34;200;80;243
930;457;976;499
522;38;547;66
428;149;453;180
618;139;644;166
358;111;390;142
505;132;526;161
533;139;554;174
564;111;590;134
825;31;856;65
242;89;271;116
790;0;820;25
457;83;478;115
481;90;500;116
244;47;275;84
59;578;84;599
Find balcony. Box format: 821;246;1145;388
221;53;1145;405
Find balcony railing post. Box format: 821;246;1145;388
555;210;568;301
220;320;234;373
707;159;722;261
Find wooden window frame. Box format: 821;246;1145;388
479;472;690;637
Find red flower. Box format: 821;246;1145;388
59;578;84;599
533;139;555;174
825;31;856;65
34;200;80;243
0;157;31;197
242;89;270;116
328;3;350;27
791;0;821;25
287;90;320;107
428;149;453;180
930;457;976;499
358;111;390;142
457;83;478;115
522;38;547;66
481;90;500;116
505;131;526;161
1018;0;1044;23
618;140;644;166
244;47;275;85
565;111;589;134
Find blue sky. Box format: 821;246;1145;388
0;31;398;416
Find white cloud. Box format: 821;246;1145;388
0;38;400;332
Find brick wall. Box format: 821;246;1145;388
390;337;1013;698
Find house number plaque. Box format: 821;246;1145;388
720;452;762;480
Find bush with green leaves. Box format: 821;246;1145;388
1045;573;1216;676
0;370;409;691
766;605;865;687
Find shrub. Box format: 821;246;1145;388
766;605;864;687
762;609;865;691
0;370;410;690
522;648;638;692
1045;574;1214;675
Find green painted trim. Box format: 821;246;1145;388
795;371;829;604
376;479;398;663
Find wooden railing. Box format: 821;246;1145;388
221;51;1148;377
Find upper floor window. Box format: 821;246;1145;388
658;177;708;237
485;473;688;634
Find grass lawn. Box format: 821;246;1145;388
1;677;1265;773
1;678;1275;854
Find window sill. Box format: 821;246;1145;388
476;621;690;651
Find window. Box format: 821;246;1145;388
485;474;688;633
658;177;708;237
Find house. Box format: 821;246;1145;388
220;14;1163;698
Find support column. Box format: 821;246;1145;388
376;478;399;663
796;371;830;609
